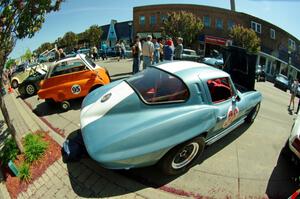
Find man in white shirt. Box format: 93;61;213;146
142;35;154;69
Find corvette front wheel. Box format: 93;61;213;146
159;137;205;175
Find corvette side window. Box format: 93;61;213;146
207;77;233;103
127;68;189;104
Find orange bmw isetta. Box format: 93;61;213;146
38;54;110;110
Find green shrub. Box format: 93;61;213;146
24;134;48;163
18;163;31;181
0;138;19;166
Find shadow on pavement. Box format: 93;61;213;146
33;98;82;117
118;123;251;188
265;144;300;198
110;72;132;78
62;130;146;198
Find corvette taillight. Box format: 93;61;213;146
292;137;300;153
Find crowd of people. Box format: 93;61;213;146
131;35;184;74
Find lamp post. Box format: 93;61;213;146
128;21;133;45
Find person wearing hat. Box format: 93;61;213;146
142;35;154;69
163;38;175;61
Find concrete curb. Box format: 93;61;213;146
9;92;182;199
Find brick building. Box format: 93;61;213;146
133;4;300;80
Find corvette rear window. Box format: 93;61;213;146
127;68;189;104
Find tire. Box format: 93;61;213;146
25;84;36;96
159;137;205;175
11;80;18;88
61;101;70;111
245;103;260;123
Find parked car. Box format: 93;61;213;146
18;68;47;97
181;49;201;62
274;74;289;92
77;48;90;56
37;52;56;63
11;63;47;88
201;55;224;69
255;65;266;82
284;111;300;166
37;54;110;111
80;47;261;175
12;63;28;75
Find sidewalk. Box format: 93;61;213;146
0;89;181;199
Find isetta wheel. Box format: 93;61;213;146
159;137;205;175
61;101;70;111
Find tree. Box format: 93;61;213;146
61;31;78;52
83;25;103;47
229;25;261;53
5;58;15;69
35;42;55;55
0;0;64;151
161;11;204;47
21;48;32;62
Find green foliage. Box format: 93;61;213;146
83;25;103;47
18;163;31;181
161;11;204;47
34;42;55;55
230;25;261;53
0;138;19;166
61;31;78;51
21;48;32;62
5;58;15;69
24;134;48;163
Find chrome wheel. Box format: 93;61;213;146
25;84;35;95
171;142;199;169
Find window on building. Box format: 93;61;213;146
288;39;296;51
251;21;261;33
203;16;211;28
150;15;156;25
227;20;235;30
270;29;275;39
215;18;223;29
161;15;168;23
139;16;145;25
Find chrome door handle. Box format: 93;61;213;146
217;115;227;121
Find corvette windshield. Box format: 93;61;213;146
127;67;189;104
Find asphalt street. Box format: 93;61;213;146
20;58;299;198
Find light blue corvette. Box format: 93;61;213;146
80;47;262;175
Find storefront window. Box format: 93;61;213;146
216;18;223;29
150;15;156;25
139;16;145;25
203;16;211;27
227;20;235;30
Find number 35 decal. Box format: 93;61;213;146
71;84;81;95
223;105;239;128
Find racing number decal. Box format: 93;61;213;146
71;84;81;95
223;105;239;128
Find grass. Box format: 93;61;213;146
24;133;48;163
18;163;30;181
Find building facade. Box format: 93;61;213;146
133;4;300;80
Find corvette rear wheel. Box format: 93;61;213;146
25;84;36;96
245;103;260;123
159;137;205;175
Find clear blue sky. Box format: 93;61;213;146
10;0;300;59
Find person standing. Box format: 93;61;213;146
101;42;108;60
142;35;154;69
174;37;183;60
58;48;66;60
132;36;141;74
120;40;126;59
152;38;160;64
289;79;299;110
91;46;98;61
163;39;175;61
115;41;122;61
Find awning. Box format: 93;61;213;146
205;35;228;46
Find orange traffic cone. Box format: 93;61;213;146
8;86;13;94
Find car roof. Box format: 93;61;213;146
154;61;229;80
55;54;86;64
